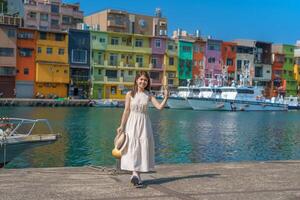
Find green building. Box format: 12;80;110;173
177;40;193;86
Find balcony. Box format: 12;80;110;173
119;61;134;68
71;75;89;82
294;49;300;58
123;76;135;82
151;78;162;85
0;15;22;26
107;20;126;28
107;9;127;15
93;60;108;68
107;44;133;52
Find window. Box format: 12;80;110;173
151;57;158;67
226;58;233;66
97;52;104;65
237;60;242;70
194;45;199;52
111;37;119;45
168;45;173;51
98;69;102;75
155;39;161;48
150;72;160;80
40;13;48;21
18;32;33;39
51;4;59;13
40;32;47;40
109;53;118;66
62;16;72;24
99;38;106;43
51;19;59;26
24;68;29;75
0;67;15;76
29;12;36;19
7;29;16;38
135;39;143;47
38;47;42;54
0;48;14;56
136;55;143;67
128;70;133;76
19;48;32;57
255;66;263;77
72;49;87;64
46;48;52;54
92;35;96;40
182;46;191;52
55;33;64;41
208;57;215;63
58;48;64;55
169;57;174;65
111;86;117;95
106;70;118;78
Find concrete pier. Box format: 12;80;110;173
1;161;300;199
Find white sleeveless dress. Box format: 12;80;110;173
121;91;155;172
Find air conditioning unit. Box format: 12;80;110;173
24;0;30;4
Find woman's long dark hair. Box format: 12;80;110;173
131;71;151;98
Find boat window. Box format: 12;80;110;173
237;89;254;94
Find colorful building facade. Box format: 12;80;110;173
35;31;69;97
192;38;206;85
221;42;237;84
84;9;167;37
16;28;37;98
164;39;178;88
11;0;83;32
68;29;90;99
177;40;193;86
205;39;222;85
150;36;166;90
91;31;152;99
0;16;21;98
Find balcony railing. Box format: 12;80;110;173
0;15;22;26
107;19;126;28
71;75;89;82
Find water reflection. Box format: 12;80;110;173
1;107;300;168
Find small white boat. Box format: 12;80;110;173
0;118;58;167
93;99;119;107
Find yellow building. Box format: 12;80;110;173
164;39;179;89
35;31;69;98
91;31;152;99
295;47;300;93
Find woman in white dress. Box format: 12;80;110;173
117;71;169;187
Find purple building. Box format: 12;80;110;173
150;36;167;90
205;39;223;85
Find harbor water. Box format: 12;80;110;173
1;107;300;168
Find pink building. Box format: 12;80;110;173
19;0;83;31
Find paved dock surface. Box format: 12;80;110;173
1;161;300;200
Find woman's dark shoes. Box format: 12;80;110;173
130;176;144;188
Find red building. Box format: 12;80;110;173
16;28;37;98
271;53;285;97
221;42;237;85
192;38;206;85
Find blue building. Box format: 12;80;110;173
68;29;91;99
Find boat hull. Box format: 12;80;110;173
167;97;192;110
188;97;288;111
0;134;57;166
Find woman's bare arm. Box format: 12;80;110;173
150;88;169;110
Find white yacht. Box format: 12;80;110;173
167;86;200;109
0;118;58;167
188;86;288;111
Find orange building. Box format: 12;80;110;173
192;38;206;84
221;42;237;84
16;28;37;98
271;53;285;97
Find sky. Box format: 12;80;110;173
64;0;299;45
